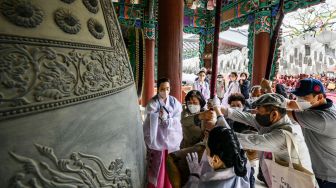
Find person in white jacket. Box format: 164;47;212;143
143;78;183;188
222;72;241;107
184;126;251;188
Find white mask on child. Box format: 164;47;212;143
231;107;244;112
159;91;169;99
188;104;201;114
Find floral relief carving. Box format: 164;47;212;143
8;144;132;187
34;49;76;102
88;18;105;39
0;0;44;28
81;59;110;93
0;46;30;94
82;0;99;14
0;0;134;119
0;44;132;119
54;8;81;34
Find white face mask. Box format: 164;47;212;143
296;98;312;110
231;106;244;111
207;155;214;168
188;104;201;114
159;91;169;99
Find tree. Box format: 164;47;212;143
282;0;336;38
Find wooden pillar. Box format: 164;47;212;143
157;0;183;101
252;11;271;85
210;0;223;98
253;33;270;85
203;43;213;69
142;0;156;106
142;39;155;106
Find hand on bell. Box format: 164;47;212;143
207;97;220;109
200;110;216;121
186;152;203;176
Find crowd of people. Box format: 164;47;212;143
142;69;336;188
275;74;336;93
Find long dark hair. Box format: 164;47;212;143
207;126;247;177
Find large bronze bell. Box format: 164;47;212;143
0;0;145;187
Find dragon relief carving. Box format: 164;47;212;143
8;144;132;188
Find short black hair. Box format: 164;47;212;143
198;70;206;74
231;72;238;77
185;90;206;109
228;93;246;106
157;78;170;89
208;127;247;177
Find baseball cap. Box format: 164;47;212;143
290;78;325;97
251;93;287;109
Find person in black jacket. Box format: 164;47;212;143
239;72;250;99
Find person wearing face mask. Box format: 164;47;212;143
222;72;241;107
180;90;207;149
166;108;219;187
215;93;314;187
226;93;257;133
246;85;262;108
287;78;336;188
239;72;250;99
216;74;226;103
183;126;250;188
193;70;210;101
225;93;257;188
143;78;183;188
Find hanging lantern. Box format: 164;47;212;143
308;57;313;66
299;33;315;56
295;59;299;65
304;56;308;64
317;30;336;55
319;52;323;61
305;44;311;56
290;55;294;64
316;30;336;44
294;48;298;58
